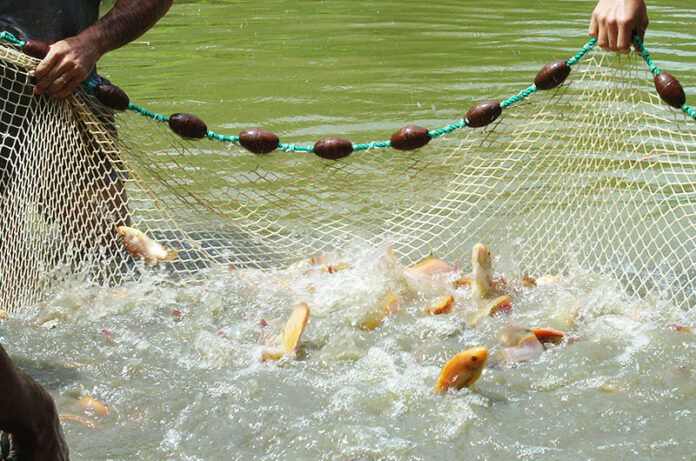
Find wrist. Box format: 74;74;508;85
74;27;107;61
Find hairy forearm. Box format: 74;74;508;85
33;0;173;97
81;0;173;56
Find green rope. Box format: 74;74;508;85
102;36;600;153
352;141;391;151
632;34;696;118
278;143;314;152
0;31;24;47
632;35;659;75
501;84;537;109
566;38;596;67
681;104;696;121
0;31;691;154
128;103;168;122
428;119;466;139
206;131;238;143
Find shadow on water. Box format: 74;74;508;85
10;357;82;392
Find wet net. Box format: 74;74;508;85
0;34;695;313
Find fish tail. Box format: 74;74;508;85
165;249;178;261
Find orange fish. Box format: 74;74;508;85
531;327;565;345
358;290;400;330
406;258;455;279
116;226;176;263
426;295;455;315
77;396;110;416
262;302;310;361
469;295;511;327
434;346;488;393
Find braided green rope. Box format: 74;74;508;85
1;32;693;152
566;38;597;66
500;84;538;109
428;119;466;139
632;35;659;75
128;103;169;122
84;36;600;153
0;32;23;47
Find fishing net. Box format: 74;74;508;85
0;33;694;313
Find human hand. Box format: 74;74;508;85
32;34;102;99
588;0;649;51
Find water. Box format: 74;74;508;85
4;0;696;459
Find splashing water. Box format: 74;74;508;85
2;240;694;459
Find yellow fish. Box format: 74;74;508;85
426;295;455;315
77;396;110;416
433;346;487;393
468;295;511;327
262;301;310;361
358;290;400;330
471;243;493;299
116;226;177;263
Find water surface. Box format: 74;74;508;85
3;0;696;459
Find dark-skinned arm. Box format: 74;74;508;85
33;0;173;98
0;344;69;461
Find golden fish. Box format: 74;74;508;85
471;243;493;299
488;327;546;369
282;302;310;355
77;396;110;416
426;295;454;315
116;226;176;263
433;346;487;393
358;289;400;330
468;295;511;327
262;301;310;361
406;258;455;279
531;327;565;345
59;414;97;428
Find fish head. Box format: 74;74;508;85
471;243;492;271
434;346;488;393
462;346;488;372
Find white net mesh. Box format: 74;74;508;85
1;40;694;312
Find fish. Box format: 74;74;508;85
471;243;493;299
116;226;176;263
282;302;310;355
468;295;511;327
358;289;400;330
77;396;110;416
405;258;455;280
262;301;310;361
531;327;565;345
426;295;455;315
387;247;455;292
433;346;488;393
488;327;546;369
59;414;97;429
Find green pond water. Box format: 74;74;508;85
3;0;696;459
